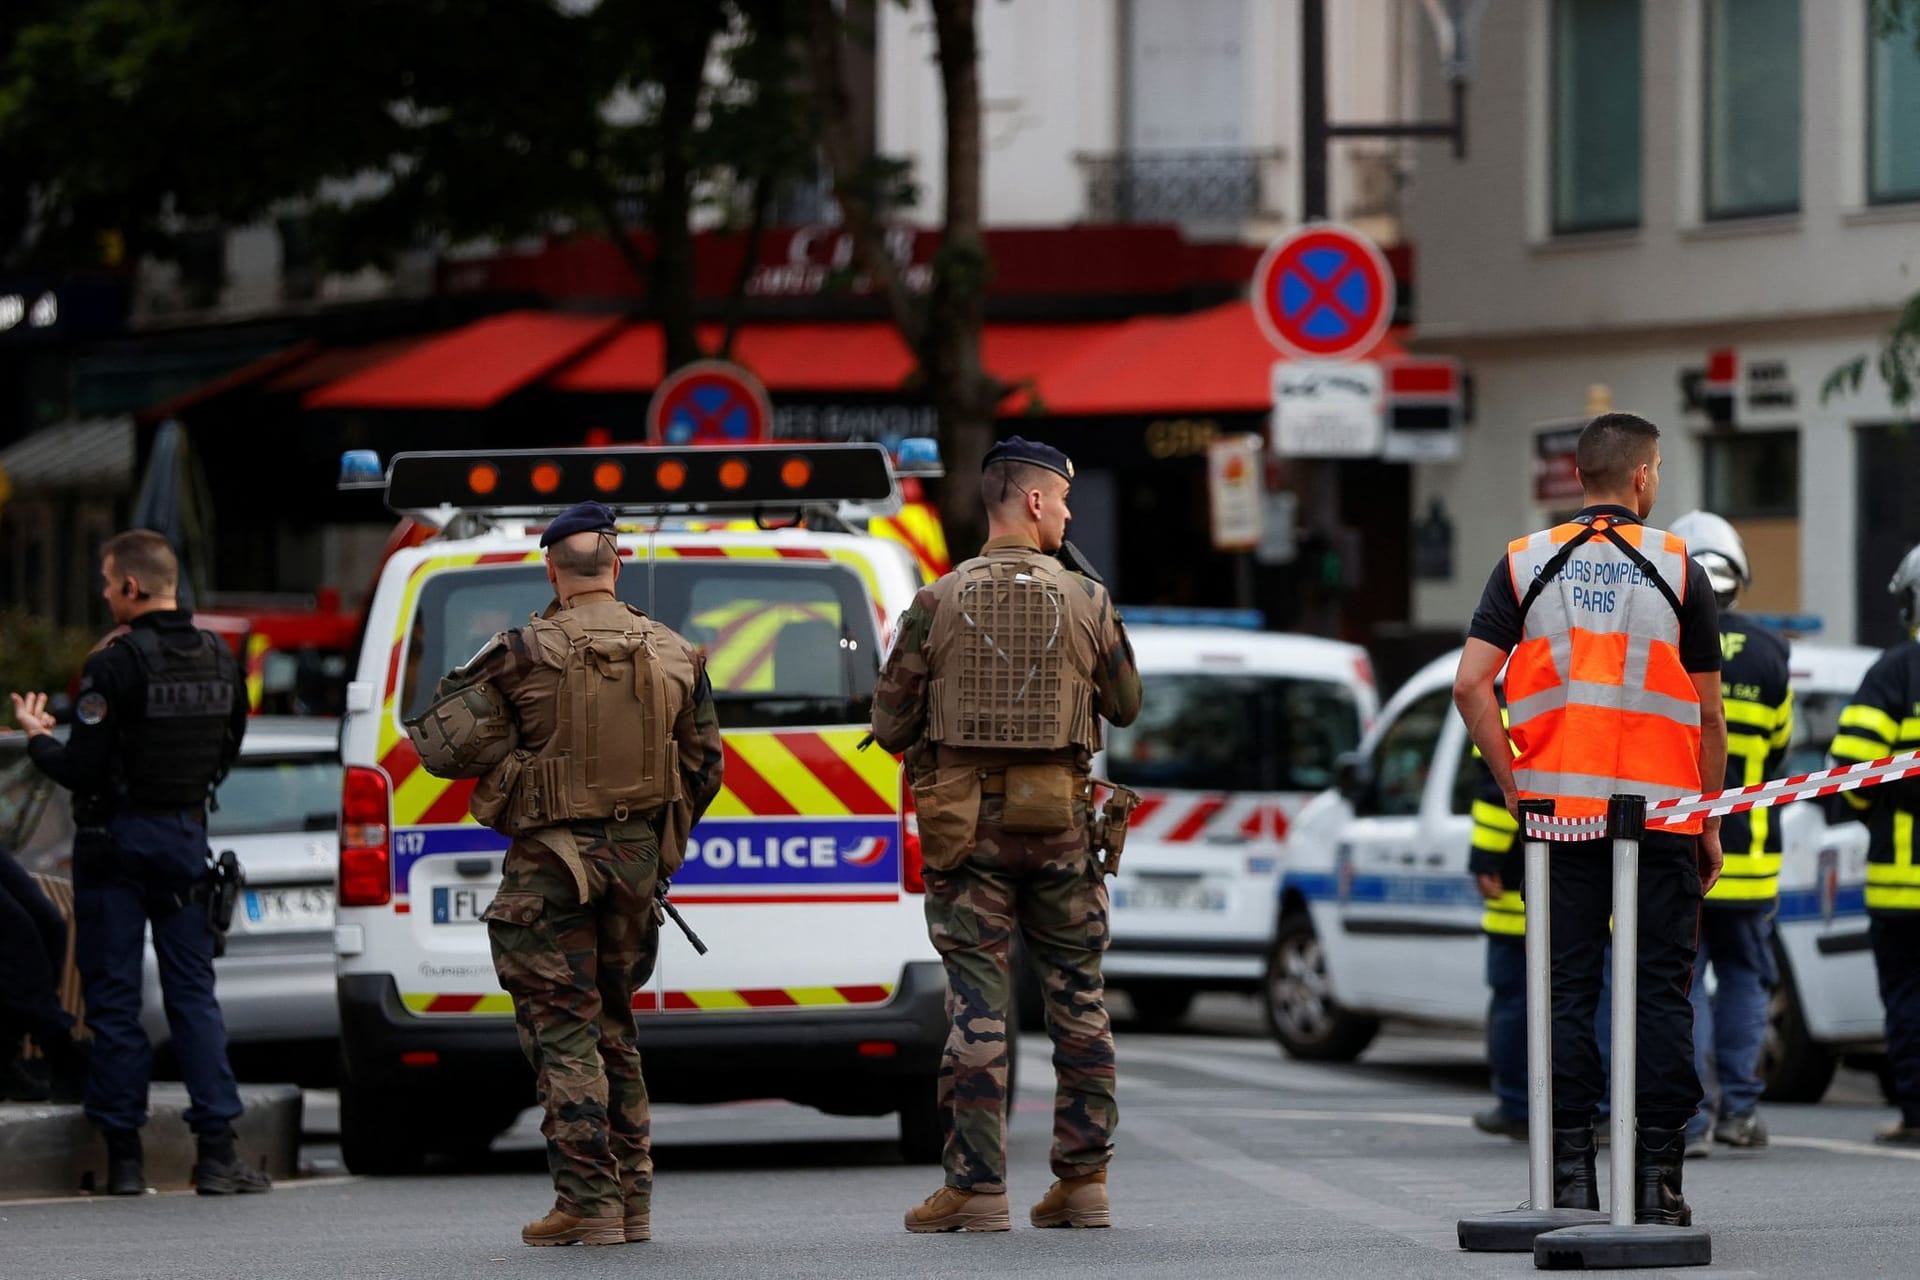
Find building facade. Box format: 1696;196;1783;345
1402;0;1920;647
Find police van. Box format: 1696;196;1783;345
1271;641;1881;1102
1094;615;1377;1027
332;443;947;1172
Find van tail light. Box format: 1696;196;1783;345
900;777;924;895
340;765;393;907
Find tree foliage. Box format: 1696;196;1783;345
0;0;820;367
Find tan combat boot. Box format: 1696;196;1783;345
903;1186;1011;1233
521;1207;625;1246
624;1196;652;1243
1030;1168;1110;1228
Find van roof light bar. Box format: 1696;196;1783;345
364;443;903;517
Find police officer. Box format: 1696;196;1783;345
1454;413;1727;1226
0;844;88;1101
1667;511;1791;1154
8;530;267;1196
411;501;723;1246
1829;543;1920;1146
872;436;1142;1234
1467;725;1528;1140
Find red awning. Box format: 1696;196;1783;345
1008;302;1405;417
135;341;321;424
263;337;426;394
549;320;1119;398
306;311;623;410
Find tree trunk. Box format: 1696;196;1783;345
924;0;997;556
652;8;722;373
806;0;998;553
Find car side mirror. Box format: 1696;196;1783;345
1336;751;1374;811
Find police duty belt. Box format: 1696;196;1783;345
1520;750;1920;843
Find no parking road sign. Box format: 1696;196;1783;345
1251;224;1395;363
647;360;774;445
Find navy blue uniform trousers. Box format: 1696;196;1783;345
74;812;241;1134
1870;916;1920;1129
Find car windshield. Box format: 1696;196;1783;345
1788;689;1850;777
399;560;881;730
210;757;344;837
1106;674;1362;792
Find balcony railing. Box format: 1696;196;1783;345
1074;149;1286;227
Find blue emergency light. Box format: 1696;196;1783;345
893;436;943;476
1120;606;1266;630
338;450;384;490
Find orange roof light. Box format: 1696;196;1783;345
467;462;499;495
780;457;812;490
592;460;624;493
530;461;563;494
718;458;750;491
656;459;688;492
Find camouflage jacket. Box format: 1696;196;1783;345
870;535;1142;763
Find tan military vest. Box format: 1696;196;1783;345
506;598;695;831
924;548;1104;753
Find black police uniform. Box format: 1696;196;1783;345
1829;639;1920;1133
0;846;82;1098
26;610;249;1140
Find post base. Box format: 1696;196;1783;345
1533;1223;1712;1270
1457;1206;1609;1252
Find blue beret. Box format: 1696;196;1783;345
983;436;1074;481
539;500;618;548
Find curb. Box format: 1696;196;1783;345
0;1084;301;1199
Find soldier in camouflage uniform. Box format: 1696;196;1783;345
872;437;1142;1233
428;502;723;1247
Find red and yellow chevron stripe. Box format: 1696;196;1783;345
870;502;950;583
403;983;895;1015
690;598;841;691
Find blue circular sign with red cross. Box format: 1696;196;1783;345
1251;224;1396;362
646;359;774;445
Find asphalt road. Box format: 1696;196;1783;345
7;996;1920;1279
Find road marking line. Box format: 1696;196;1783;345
1126;1115;1459;1251
1120;1046;1376;1094
1131;1105;1475;1128
1770;1134;1920;1161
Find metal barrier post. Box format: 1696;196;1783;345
1457;799;1605;1251
1533;794;1711;1270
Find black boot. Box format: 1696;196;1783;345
1552;1126;1599;1211
40;1032;88;1105
193;1125;273;1196
0;1035;51;1102
104;1128;145;1196
1634;1125;1693;1226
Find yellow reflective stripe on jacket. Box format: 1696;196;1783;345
1482;889;1525;936
1470;799;1518;853
1711;695;1785;902
1867;813;1920;912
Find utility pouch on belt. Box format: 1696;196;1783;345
911;767;982;871
1089;779;1140;877
1000;763;1076;835
470;749;531;831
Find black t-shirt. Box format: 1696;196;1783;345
1466;505;1722;674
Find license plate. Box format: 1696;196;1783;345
242;887;334;931
432;886;494;924
1113;881;1228;913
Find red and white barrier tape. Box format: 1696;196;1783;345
1520;750;1920;843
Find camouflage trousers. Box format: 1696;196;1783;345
922;801;1117;1194
485;825;662;1218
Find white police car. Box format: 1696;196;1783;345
1270;640;1881;1103
331;443;948;1172
1094;614;1377;1027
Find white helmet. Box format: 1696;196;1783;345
1668;510;1749;606
1891;544;1920;635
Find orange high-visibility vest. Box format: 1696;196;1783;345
1503;515;1704;834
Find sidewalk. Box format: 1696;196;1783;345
0;1084;301;1199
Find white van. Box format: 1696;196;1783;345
1270;641;1881;1102
332;443;947;1172
1096;615;1377;1027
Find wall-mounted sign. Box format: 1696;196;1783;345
1534;420;1585;504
